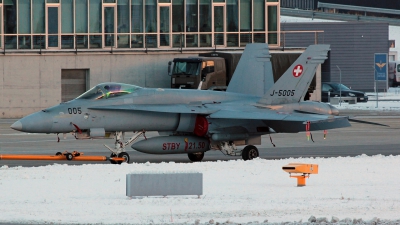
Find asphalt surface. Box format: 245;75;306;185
1;110;400;167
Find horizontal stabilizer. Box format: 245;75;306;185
266;115;350;133
89;104;219;114
348;118;389;127
208;109;350;133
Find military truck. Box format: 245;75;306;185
168;52;242;90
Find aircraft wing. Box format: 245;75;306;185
88;104;219;114
208;109;350;133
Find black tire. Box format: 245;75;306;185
109;153;118;164
188;152;205;162
117;152;130;164
242;145;259;161
65;153;73;161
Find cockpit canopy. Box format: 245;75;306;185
76;83;141;100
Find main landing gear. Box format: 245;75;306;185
215;142;259;161
188;152;205;162
241;145;259;160
104;131;144;164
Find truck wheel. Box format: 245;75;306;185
188;152;204;162
242;145;259;161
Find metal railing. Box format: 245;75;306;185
318;2;400;16
280;30;324;49
281;0;315;10
281;7;400;26
0;30;324;54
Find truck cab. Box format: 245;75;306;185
170;57;226;90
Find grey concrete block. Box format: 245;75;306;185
126;173;203;197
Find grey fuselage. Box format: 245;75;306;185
13;87;257;134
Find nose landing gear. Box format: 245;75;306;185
105;131;145;164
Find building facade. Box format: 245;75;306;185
281;22;389;92
0;0;283;119
0;0;280;50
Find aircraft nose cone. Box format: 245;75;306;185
11;111;53;133
10;121;23;131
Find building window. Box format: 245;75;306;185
172;0;184;47
131;0;143;33
145;0;157;47
76;0;88;33
131;0;143;48
186;0;198;47
61;0;73;34
267;5;277;44
4;0;17;34
199;0;211;47
227;0;238;46
18;0;31;34
145;0;156;33
240;0;251;31
33;0;45;35
90;0;102;33
117;0;129;48
0;0;280;50
61;0;73;49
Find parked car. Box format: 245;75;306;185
321;82;368;103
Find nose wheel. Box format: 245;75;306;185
110;152;130;164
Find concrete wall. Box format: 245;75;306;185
0;51;198;118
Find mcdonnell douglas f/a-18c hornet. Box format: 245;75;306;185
11;44;351;163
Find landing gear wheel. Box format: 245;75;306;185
110;153;118;164
188;152;205;162
242;145;259;161
65;153;73;161
117;152;130;164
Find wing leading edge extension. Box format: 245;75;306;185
88;104;219;114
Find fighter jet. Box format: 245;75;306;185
11;44;350;163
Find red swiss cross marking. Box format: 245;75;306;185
292;64;303;77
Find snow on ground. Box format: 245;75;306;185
0;155;400;225
335;88;400;111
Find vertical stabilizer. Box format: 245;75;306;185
257;44;330;105
226;43;274;97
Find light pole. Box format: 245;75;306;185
336;65;341;106
373;66;378;108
